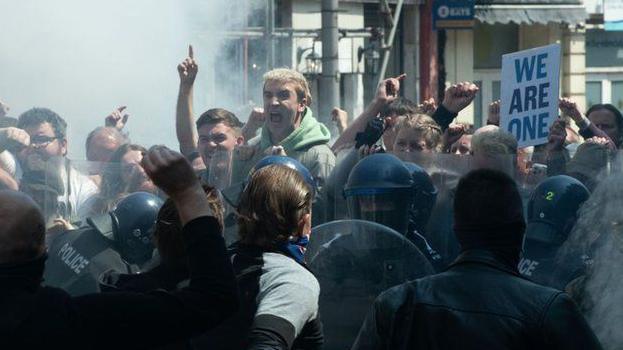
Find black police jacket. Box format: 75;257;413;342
352;249;602;350
44;226;134;296
0;216;238;350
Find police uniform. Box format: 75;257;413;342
519;242;590;290
44;226;133;296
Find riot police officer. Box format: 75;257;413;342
44;191;163;296
519;175;590;289
344;153;443;269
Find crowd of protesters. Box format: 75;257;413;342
2;43;623;349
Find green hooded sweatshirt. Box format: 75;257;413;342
258;107;331;153
232;108;336;186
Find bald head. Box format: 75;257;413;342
86;127;127;163
0;190;46;264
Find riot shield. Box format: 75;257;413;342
391;151;528;263
308;219;434;350
208;149;233;190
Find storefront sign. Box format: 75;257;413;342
500;44;561;148
433;0;475;30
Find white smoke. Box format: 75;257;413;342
561;158;623;348
0;0;263;158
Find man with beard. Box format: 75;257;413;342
1;108;98;221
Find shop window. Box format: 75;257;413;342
586;29;623;68
586;82;602;108
492;81;501;101
612;81;623;110
474;23;519;69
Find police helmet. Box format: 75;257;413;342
111;192;164;265
404;162;438;234
250;155;317;194
222;155;316;208
344;153;414;234
526;175;590;245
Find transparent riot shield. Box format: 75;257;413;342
324;148;359;222
308;219;434;350
208;149;233;190
392;151;524;263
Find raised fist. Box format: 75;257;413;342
442;82;479;114
546;119;567;152
416;98;437;116
141;145;199;198
558;97;583;124
331;107;348;133
0;127;30;152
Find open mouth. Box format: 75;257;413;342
269;112;282;123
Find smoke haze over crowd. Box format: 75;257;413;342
0;0;260;157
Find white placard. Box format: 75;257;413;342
500;44;561;148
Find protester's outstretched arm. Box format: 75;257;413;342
432;82;479;132
332;74;405;153
73;146;237;349
559;98;616;149
176;45;199;157
545;119;569;176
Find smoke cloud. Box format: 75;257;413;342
0;0;262;157
561;154;623;348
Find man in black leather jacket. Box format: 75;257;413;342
352;168;601;350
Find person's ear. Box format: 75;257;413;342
60;139;68;156
297;98;307;114
296;212;312;237
236;136;245;146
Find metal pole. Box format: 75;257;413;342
320;0;340;134
377;0;405;86
265;0;275;70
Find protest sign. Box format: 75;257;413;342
500;44;561;148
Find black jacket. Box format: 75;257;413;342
0;216;238;349
352;249;602;350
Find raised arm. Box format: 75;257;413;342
73;146;238;349
432;82;479;132
332;74;405;152
176;45;200;157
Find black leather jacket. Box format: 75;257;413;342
352;249;602;350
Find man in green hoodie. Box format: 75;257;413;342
231;68;336;199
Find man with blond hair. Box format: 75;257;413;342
231;68;336;209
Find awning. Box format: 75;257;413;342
475;4;588;25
